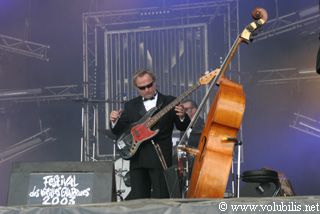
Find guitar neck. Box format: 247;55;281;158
145;83;201;128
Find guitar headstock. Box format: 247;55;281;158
240;7;268;42
198;68;220;85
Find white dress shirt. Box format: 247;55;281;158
142;93;158;111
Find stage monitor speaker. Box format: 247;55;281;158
240;169;281;197
7;161;116;206
240;182;280;197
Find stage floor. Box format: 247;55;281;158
1;196;320;214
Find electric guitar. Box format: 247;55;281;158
116;69;219;159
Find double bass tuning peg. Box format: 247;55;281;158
251;7;268;22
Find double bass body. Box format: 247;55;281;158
187;7;267;198
187;78;245;198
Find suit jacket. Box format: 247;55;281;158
187;117;204;148
111;92;190;169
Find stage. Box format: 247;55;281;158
1;196;320;214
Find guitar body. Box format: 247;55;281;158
116;107;159;159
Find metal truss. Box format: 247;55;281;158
252;3;320;41
0;128;56;165
82;0;239;161
84;0;237;28
0;34;50;61
290;113;320;138
248;2;320;85
0;85;82;103
254;68;320;85
0;85;78;163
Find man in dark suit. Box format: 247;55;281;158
180;99;204;180
181;99;204;148
110;69;190;199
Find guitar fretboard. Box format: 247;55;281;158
145;82;201;128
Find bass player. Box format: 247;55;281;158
109;69;190;199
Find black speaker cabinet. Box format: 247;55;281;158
240;169;281;197
7;161;116;206
240;182;280;197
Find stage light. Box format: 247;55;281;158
139;9;170;16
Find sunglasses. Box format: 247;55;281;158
137;81;154;90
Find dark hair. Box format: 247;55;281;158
132;69;156;86
182;99;198;108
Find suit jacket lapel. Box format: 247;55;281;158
137;97;147;117
156;92;165;110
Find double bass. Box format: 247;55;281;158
186;8;268;198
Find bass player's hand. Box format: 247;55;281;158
175;104;186;120
110;110;123;123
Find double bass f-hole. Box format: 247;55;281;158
199;136;207;162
